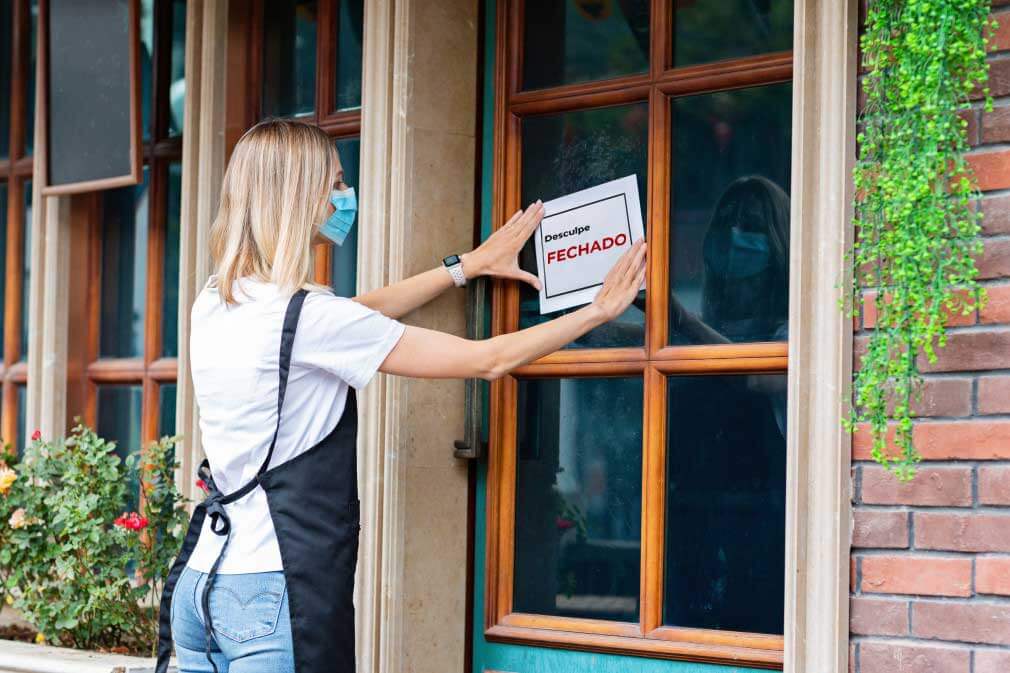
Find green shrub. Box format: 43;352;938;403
0;425;187;654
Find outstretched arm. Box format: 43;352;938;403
352;202;545;319
379;239;647;380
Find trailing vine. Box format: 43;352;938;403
847;0;995;480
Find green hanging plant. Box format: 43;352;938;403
845;0;996;481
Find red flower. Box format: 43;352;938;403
556;516;575;530
30;430;41;441
195;479;209;493
114;511;149;532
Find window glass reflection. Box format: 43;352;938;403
523;0;649;91
140;0;154;140
15;384;25;457
513;377;642;622
674;0;793;67
19;180;30;360
100;169;150;359
159;383;176;438
24;0;37;156
97;385;143;509
334;0;363;111
0;0;11;160
331;137;359;296
0;183;7;350
162;162;182;357
520;103;648;348
168;0;187;136
669;83;791;345
664;373;786;634
262;0;318;118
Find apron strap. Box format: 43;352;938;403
156;288;310;673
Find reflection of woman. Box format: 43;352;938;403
672;175;790;345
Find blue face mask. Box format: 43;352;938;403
703;226;772;279
320;187;357;246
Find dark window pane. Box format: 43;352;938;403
664;374;786;634
669;84;791;345
331;137;358;296
20;180;31;360
334;0;363;111
262;0;317;118
0;0;10;160
23;0;37;155
141;0;154;140
0;183;6;350
513;377;642;622
168;0;187;136
159;383;176;438
523;0;649;91
97;385;143;509
100;169;150;358
162;162;182;357
674;1;793;68
520;103;647;348
15;384;25;457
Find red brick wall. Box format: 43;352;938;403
849;5;1010;672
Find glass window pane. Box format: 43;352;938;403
15;383;25;457
513;377;642;622
100;169;150;358
673;1;793;68
669;84;791;345
168;0;187;136
522;0;649;91
0;0;11;160
334;0;363;111
262;0;317;118
159;383;176;438
331;137;358;296
23;0;37;156
664;374;786;634
20;180;30;360
140;0;154;140
520;103;647;348
162;162;182;357
96;385;143;509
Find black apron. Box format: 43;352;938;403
155;289;361;673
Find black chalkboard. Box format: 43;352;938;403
43;0;141;194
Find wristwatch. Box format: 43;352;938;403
443;254;467;287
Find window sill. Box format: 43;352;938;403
0;639;175;673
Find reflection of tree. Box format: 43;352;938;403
674;0;793;66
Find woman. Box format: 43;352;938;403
155;118;646;673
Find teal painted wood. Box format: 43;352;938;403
471;2;772;671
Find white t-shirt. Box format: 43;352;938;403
186;276;406;574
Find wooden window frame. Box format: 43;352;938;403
68;0;181;453
0;0;36;448
483;0;792;668
230;0;362;286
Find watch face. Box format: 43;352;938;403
443;254;460;266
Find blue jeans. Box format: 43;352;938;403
171;565;295;673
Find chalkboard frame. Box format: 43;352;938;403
39;0;143;195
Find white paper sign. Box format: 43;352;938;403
533;175;645;314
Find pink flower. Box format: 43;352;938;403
30;430;41;441
114;512;149;532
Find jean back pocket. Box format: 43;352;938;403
206;572;287;643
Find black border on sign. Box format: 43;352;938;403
539;192;633;300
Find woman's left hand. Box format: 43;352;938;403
461;201;544;289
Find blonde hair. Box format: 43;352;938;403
209;118;339;304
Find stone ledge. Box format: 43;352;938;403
0;640;175;673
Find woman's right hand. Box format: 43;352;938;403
591;239;647;322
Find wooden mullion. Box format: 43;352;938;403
656;52;792;98
147;356;178;382
316;0;336;122
646;89;670;356
4;177;24;367
2;379;14;448
650;0;670;76
508;74;651;110
509;84;651;118
6;360;27;382
86;358;147;382
640;365;666;634
511;360;645;378
140;376;157;446
653;342;788;363
526;347;645;366
145;160;165;367
506;0;521;100
495;374;517;625
151;0;172;142
654;355;788;376
10;156;33;176
317;111;361;137
150;137;184;160
500;612;640;638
